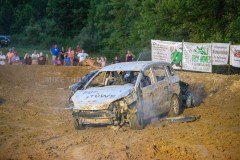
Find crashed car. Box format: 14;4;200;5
70;61;183;129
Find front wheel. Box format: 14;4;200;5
168;95;182;116
129;110;144;130
74;118;84;130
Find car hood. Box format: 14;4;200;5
71;84;134;110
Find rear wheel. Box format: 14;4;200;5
74;118;84;130
169;95;181;116
129;110;144;130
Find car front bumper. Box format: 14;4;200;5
72;110;116;125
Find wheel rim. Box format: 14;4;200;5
172;97;179;113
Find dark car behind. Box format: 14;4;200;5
0;35;11;47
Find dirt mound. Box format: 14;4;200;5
0;66;239;160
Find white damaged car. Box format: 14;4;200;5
71;61;182;129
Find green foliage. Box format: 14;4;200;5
73;27;100;53
0;1;14;34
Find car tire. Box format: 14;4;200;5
168;94;181;116
129;110;144;130
74;118;84;130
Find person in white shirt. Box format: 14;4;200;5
0;52;6;65
77;49;89;66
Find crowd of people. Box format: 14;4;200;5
0;44;135;68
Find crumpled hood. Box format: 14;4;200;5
71;84;134;110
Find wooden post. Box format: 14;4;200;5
211;41;213;73
181;39;184;71
228;41;231;75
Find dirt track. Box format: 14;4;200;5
0;65;239;160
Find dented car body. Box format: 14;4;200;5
70;61;182;129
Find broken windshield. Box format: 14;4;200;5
87;71;139;88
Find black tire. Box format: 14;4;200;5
168;94;181;116
129;110;144;130
74;118;84;130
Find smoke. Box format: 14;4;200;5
188;83;206;106
180;81;206;107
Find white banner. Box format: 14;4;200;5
212;43;230;65
230;45;240;68
151;40;182;69
182;42;212;72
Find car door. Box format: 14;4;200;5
139;68;155;119
151;65;170;114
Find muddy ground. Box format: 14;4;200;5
0;65;239;160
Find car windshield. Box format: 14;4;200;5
87;71;139;88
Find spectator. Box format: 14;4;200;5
54;56;62;66
24;53;32;65
59;51;65;65
64;53;71;66
45;54;49;64
100;57;107;68
50;44;60;63
38;52;46;65
6;49;14;64
75;45;82;54
97;57;101;66
77;49;88;66
0;51;6;65
112;55;121;64
31;50;38;65
125;50;134;62
72;52;79;66
67;47;74;65
11;52;21;65
12;47;16;55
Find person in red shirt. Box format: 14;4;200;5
125;50;135;62
75;45;82;54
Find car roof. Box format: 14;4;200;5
100;61;171;72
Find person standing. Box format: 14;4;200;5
100;57;107;68
6;49;14;64
24;53;32;65
59;51;65;65
67;47;74;65
38;52;47;65
112;55;121;64
77;49;88;66
50;44;60;63
75;45;82;54
64;53;71;66
31;50;38;65
125;50;134;62
0;51;6;65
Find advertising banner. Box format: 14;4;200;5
151;40;182;69
182;42;212;72
230;45;240;68
212;43;230;65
